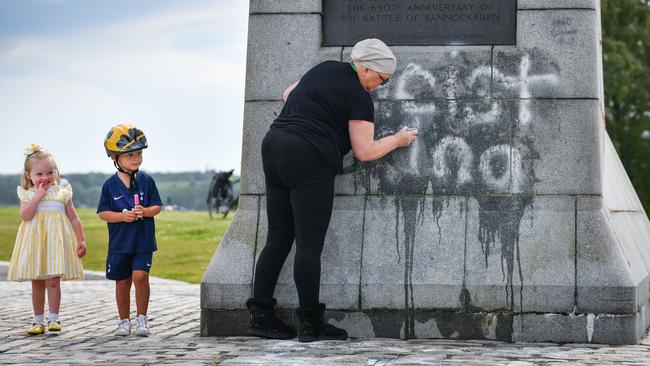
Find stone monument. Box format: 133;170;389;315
201;0;650;344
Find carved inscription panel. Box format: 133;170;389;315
323;0;517;46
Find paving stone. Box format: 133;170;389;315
3;272;649;365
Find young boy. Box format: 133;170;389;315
97;123;162;336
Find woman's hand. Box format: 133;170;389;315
394;127;418;147
350;121;419;161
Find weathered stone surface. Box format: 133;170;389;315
591;312;647;345
254;196;365;310
613;212;650;277
603;135;650;270
603;131;645;212
327;310;376;338
245;14;340;101
361;196;466;313
512;100;601;195
513;314;588;343
494;10;599;99
239;101;284;195
201;195;259;310
200;308;513;341
518;0;598;9
465;196;575;313
577;196;650;314
249;0;321;13
337;310;512;341
201;309;249;336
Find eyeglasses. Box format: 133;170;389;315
376;71;389;86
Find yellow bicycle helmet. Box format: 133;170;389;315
104;123;148;157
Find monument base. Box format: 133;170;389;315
201;306;648;344
202;0;650;346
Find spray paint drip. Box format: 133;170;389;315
477;196;533;311
350;49;558;335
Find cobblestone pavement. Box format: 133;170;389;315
1;275;650;365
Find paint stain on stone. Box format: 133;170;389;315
395;195;427;339
351;50;557;337
477;196;532;311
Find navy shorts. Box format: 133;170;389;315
106;252;153;281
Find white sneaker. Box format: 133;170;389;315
114;319;131;336
134;315;150;337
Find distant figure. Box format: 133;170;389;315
97;124;162;337
7;144;87;335
207;169;239;219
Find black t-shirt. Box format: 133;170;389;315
271;60;375;173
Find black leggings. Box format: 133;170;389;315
253;128;335;307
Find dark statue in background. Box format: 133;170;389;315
207;170;240;219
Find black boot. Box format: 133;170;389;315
296;303;348;342
246;298;296;339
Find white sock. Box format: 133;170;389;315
48;313;59;323
34;314;44;324
137;314;147;321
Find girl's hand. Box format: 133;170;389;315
77;240;87;258
133;205;144;219
34;181;50;200
394;127;418;147
122;210;137;223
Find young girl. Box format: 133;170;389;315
7;144;87;335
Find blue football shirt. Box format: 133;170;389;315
97;171;162;254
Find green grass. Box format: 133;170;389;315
0;206;232;283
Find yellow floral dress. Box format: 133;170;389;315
7;184;84;281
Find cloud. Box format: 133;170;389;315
0;0;248;174
1;2;248;92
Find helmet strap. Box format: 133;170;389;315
113;160;139;194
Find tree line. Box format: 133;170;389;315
0;171;222;211
603;0;650;211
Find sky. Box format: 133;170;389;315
0;0;249;175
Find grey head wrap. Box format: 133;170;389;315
351;38;396;74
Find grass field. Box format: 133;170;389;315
0;206;232;283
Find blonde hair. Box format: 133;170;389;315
22;149;61;189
